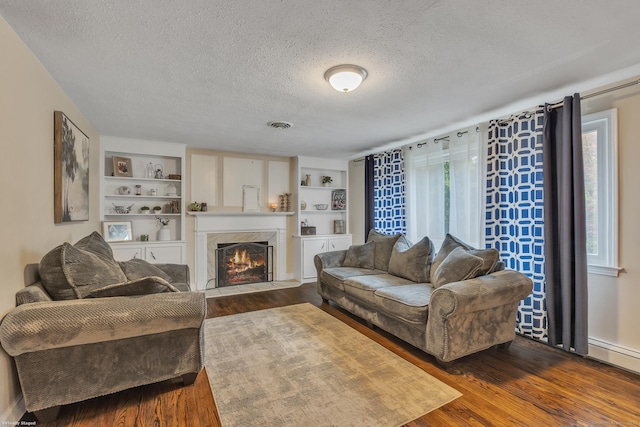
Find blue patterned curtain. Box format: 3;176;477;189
485;112;547;340
373;149;406;235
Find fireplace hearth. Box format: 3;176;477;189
216;242;273;287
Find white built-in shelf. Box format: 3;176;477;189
187;211;295;217
104;176;182;184
105;195;181;200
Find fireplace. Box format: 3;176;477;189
216;241;273;287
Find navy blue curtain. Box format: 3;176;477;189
364;155;375;237
543;94;589;355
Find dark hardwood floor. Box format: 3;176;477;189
27;283;640;426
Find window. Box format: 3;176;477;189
404;128;482;249
581;108;619;276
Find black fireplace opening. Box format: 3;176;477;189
216;241;273;287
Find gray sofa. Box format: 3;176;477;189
0;232;206;422
315;231;533;365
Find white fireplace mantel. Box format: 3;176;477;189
190;211;294;290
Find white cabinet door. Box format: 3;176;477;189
328;236;352;252
111;245;144;261
145;245;184;264
302;238;328;280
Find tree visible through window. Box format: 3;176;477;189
582;129;598;255
581;108;618;274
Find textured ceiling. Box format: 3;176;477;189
2;1;640;158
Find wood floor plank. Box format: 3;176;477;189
23;283;640;426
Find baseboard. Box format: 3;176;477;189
588;337;640;375
1;392;25;424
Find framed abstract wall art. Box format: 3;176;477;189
54;111;90;223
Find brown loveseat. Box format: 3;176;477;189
0;232;206;422
316;231;533;365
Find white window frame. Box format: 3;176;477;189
582;108;620;277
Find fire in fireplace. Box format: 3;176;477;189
216;241;273;287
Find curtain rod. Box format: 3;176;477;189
547;78;640;111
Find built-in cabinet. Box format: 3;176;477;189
295;235;352;281
100;137;186;264
293;156;352;282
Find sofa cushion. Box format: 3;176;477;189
388;236;435;283
118;258;173;282
342;241;375;269
321;267;384;292
74;231;115;259
86;276;179;298
432;247;484;288
39;234;128;300
469;248;500;277
430;233;473;283
366;230;408;271
344;273;414;305
374;284;433;324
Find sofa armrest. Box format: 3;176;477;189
0;291;206;356
425;270;533;362
155;263;190;286
429;270;533;317
16;282;52;306
314;250;347;274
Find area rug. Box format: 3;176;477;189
203;303;461;427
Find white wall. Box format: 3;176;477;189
185;148;293;284
0;16;100;419
582;79;640;373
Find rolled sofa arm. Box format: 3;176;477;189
425;269;533;362
429;270;533;318
0;291;206;356
314;250;347;274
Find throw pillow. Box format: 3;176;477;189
366;230;408;271
86;276;179;298
469;248;500;277
39;241;128;300
430;233;474;283
342;241;375;269
388;236;435;282
118;258;173;282
74;231;115;259
432;247;484;288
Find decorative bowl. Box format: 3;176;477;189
113;203;134;214
315;204;328;210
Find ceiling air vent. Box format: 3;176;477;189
267;121;293;129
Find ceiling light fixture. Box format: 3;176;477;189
324;64;368;93
267;121;293;129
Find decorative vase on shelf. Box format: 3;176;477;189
305;174;311;186
158;226;171;241
145;162;155;179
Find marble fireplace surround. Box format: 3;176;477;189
191;212;293;290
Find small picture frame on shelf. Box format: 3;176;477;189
102;221;133;242
113;156;132;177
331;189;346;210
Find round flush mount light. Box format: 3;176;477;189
324;64;368;93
